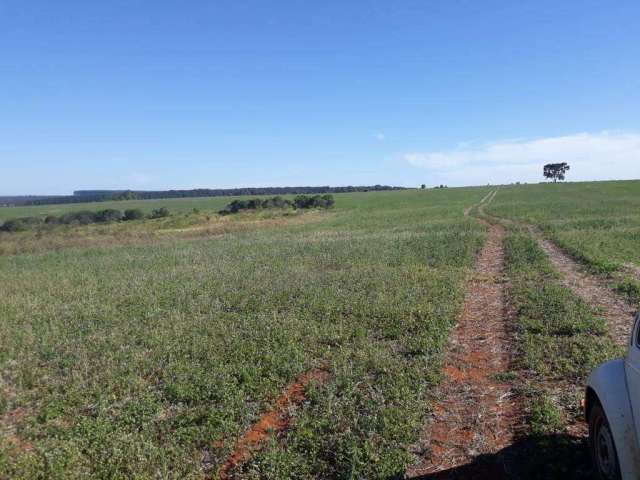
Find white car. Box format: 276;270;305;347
585;313;640;480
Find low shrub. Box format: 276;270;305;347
0;216;42;232
59;211;98;225
219;195;333;215
1;206;171;234
293;194;335;209
123;209;145;221
150;207;170;219
96;209;123;222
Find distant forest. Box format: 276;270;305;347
1;185;406;207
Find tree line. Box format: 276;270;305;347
11;185;404;207
219;194;334;215
0;207;170;233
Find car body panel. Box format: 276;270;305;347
626;313;640;443
587;359;640;479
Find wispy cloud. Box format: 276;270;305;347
404;132;640;185
374;132;385;142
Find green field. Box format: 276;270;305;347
0;188;489;479
0;196;245;222
488;180;640;273
2;182;639;479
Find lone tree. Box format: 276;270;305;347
543;162;570;183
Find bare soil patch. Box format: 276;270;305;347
216;368;329;479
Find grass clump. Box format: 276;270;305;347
529;393;564;435
615;277;640;307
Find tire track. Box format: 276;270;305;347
481;191;635;347
533;234;635;347
407;192;519;478
464;190;494;216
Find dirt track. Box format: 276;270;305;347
534;234;636;347
407;192;519;478
407;189;640;479
481;191;635;348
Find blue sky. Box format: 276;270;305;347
1;1;640;194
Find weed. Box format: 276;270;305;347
530;394;564;435
615;278;640;307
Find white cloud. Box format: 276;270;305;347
404;132;640;185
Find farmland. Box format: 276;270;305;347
0;196;238;222
1;182;639;479
0;188;489;479
488;180;640;275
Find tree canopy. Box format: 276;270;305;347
543;163;570;183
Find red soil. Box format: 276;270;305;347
407;202;520;478
216;368;329;479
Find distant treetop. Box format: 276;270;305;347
543;163;570;183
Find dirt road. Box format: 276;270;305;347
407;192;519;478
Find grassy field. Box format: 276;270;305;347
0;188;490;479
488;180;640;273
0;196;259;222
3;182;637;479
502;225;622;479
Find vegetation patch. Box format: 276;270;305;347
0;207;168;233
0;188;489;479
505;229;620;384
615;277;640;307
218;194;334;215
503;226;622;478
488;180;640;272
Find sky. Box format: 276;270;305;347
1;0;640;195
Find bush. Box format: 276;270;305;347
320;194;335;208
123;209;145;221
219;200;248;215
247;199;262;210
150;207;170;219
59;211;98;225
96;209;123;222
220;195;333;215
260;196;292;209
271;196;290;208
0;218;31;232
293;195;310;209
0;220;20;232
44;215;59;225
0;217;42;232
